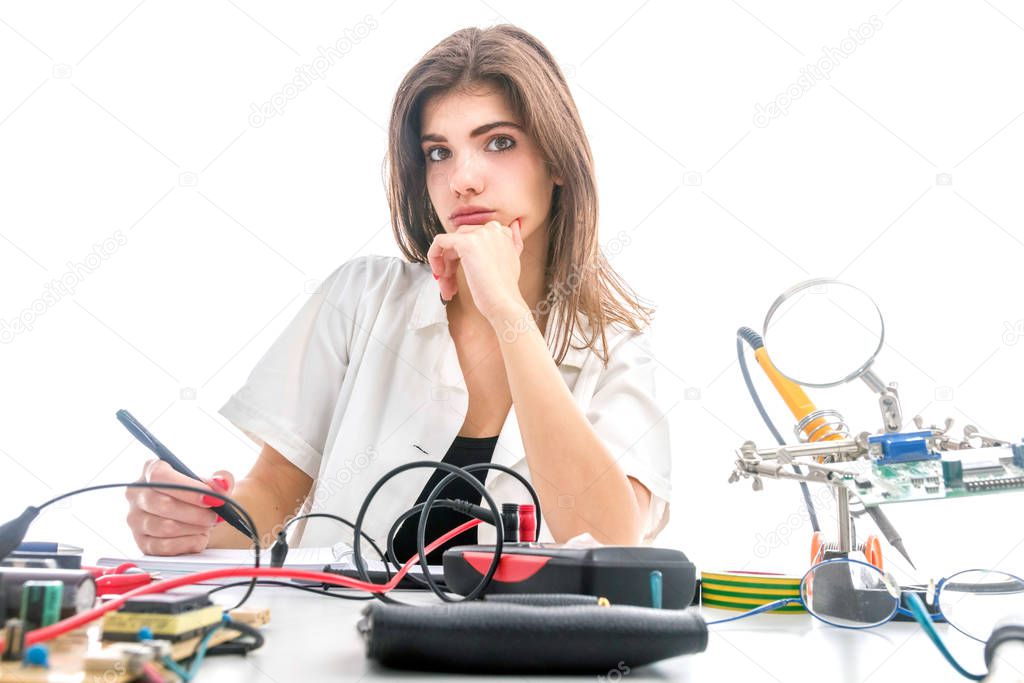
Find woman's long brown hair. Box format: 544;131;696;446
384;24;652;365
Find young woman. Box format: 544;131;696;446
125;24;671;561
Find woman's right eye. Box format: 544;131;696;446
425;147;449;163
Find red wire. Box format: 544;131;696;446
0;519;481;651
139;661;165;683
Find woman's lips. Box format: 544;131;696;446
451;210;496;227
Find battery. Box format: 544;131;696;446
19;581;63;629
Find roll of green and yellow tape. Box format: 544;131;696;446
700;570;806;613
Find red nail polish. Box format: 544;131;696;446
201;494;220;507
216;515;224;524
212;476;228;491
433;273;440;280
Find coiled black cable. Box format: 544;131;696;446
385;499;480;588
384;462;542;591
351;461;504;605
31;482;262;609
414;462;541;599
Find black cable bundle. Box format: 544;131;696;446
358;597;708;673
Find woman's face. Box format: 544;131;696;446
420;86;562;241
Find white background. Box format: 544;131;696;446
1;0;1023;595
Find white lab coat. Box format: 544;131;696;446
218;255;672;548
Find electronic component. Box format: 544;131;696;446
942;458;963;487
1;618;24;661
835;444;1024;506
965;476;1024;492
101;604;224;642
119;590;211;614
0;567;95;621
85;641;161;677
95;607;270;656
443;544;696;609
961;459;1006;475
101;590;221;643
868;431;938;464
1013;443;1024;469
19;580;63;630
23;643;48;668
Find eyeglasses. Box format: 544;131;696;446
931;568;1024;642
705;558;919;629
706;559;1023;634
705;558;1024;680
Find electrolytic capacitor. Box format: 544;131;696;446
0;567;96;622
19;580;63;630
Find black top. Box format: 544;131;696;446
392;434;498;565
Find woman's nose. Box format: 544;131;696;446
448;149;484;196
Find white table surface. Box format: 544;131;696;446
193;584;995;682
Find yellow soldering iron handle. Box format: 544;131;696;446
753;346;842;442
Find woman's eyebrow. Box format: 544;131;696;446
420;120;522;144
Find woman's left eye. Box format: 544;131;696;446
487;135;515;153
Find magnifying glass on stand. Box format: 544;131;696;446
742;278;915;568
761;278;903;435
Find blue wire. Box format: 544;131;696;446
705;598;800;625
705;562;987;680
189;616;226;672
736;334;821;533
160;655;192;681
159;614;230;682
903;592;985;681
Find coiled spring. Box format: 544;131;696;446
794;408;850;443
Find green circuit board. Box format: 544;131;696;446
838;446;1024;506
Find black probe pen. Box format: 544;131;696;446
116;409;252;538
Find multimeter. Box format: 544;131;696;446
442;544;696;608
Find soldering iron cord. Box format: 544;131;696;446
736;330;821;533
